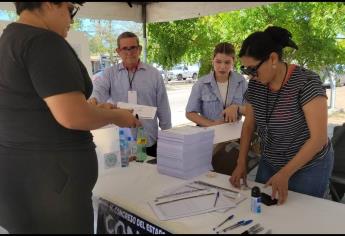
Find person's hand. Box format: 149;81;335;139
88;97;98;105
211;119;226;126
114;109;141;128
222;105;239;123
264;171;289;205
229;162;247;188
97;103;117;110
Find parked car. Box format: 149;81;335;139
166;64;199;81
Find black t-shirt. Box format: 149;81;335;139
0;23;95;151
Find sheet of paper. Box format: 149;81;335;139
117;102;157;119
207;122;243;144
149;181;245;221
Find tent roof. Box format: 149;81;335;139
0;2;275;23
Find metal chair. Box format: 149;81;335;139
212;140;260;176
330;123;345;202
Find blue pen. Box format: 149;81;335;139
212;214;234;231
220;220;253;233
213;191;220;207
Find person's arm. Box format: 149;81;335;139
264;96;328;204
222;104;244;123
229;103;256;188
186;82;224;127
44;91;140;130
89;70;112;104
186;112;224;127
156;73;172;130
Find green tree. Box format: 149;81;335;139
147;2;345;78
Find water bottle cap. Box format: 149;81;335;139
119;130;125;135
251;186;261;197
127;137;131;141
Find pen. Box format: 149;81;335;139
212;214;234;231
240;223;260;234
213;191;220;207
220;220;253;233
155;192;215;206
193;181;239;194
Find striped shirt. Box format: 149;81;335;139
245;65;330;169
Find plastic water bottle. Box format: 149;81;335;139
119;129;129;167
251;186;261;214
136;127;147;162
128;137;137;160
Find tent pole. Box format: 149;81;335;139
142;2;147;63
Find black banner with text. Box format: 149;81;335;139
97;198;170;234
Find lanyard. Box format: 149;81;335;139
265;63;288;124
214;72;231;109
127;69;137;90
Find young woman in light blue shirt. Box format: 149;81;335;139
186;42;248;127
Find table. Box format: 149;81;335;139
93;162;345;234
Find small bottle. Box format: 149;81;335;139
131;138;138;160
119;129;129;167
136;127;147;162
127;137;136;161
251;186;261;214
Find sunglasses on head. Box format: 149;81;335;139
240;58;267;77
68;4;80;19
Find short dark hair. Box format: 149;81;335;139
213;42;235;59
239;26;298;61
117;32;140;48
14;2;85;15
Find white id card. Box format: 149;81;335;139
128;91;137;104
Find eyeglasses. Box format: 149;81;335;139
68;4;80;19
119;45;141;53
240;59;266;77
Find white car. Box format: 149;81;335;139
167;64;199;81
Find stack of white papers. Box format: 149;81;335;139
206;121;243;144
157;126;214;179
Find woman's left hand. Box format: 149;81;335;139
222;105;239;123
264;172;289;205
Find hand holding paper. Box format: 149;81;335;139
117;102;157;119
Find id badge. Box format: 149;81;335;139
128;91;137;104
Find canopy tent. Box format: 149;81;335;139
0;2;275;62
0;2;274;23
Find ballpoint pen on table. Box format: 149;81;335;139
212;214;234;231
193;181;239;194
154;188;206;202
251;226;264;234
213;191;220;207
240;223;261;234
155;192;215;206
217;220;253;234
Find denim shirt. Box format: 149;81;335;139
186;71;247;121
90;62;172;146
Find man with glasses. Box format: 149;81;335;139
89;32;172;158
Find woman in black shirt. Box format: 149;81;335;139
0;2;140;233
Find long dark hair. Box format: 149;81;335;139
239;26;298;61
